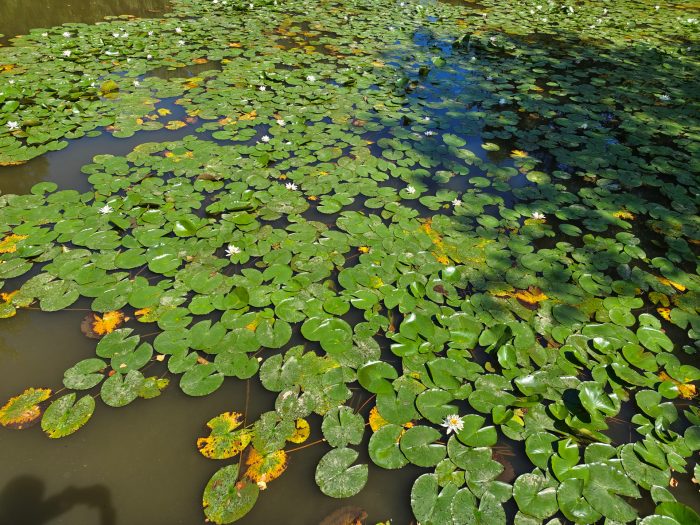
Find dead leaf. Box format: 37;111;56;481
81;311;125;338
0;234;28;254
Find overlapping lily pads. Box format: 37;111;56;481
0;0;699;522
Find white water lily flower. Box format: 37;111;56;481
259;85;267;91
6;121;20;131
112;32;120;38
121;32;129;38
306;75;316;82
133;80;140;87
62;50;72;57
276;119;286;126
146;54;153;60
441;414;464;434
63;31;71;38
579;122;588;129
225;244;241;257
406;185;416;195
658;94;671;101
260;135;270;143
98;205;113;214
452;198;462;207
424;130;435;136
148;30;154;36
177;40;185;46
175;27;183;33
499;98;507;105
532;211;546;220
285;182;298;190
41;32;48;37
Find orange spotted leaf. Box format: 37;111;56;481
197;412;251;459
0;388;52;429
0;234;28;254
244;449;288;484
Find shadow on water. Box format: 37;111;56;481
0;477;116;525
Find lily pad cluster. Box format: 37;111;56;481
1;0;699;523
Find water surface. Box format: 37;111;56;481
0;0;170;43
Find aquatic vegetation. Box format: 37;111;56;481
0;0;699;523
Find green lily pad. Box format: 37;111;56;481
41;393;95;438
315;447;368;498
203;464;259;524
321;406;365;448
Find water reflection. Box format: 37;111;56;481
0;476;116;525
0;0;170;43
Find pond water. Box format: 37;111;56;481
1;0;699;524
0;308;419;525
0;0;171;44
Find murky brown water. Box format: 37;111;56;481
0;0;171;43
0;307;418;525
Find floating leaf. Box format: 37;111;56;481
180;364;224;396
321;406;365;448
0;234;28;254
399;426;446;467
368;406;390;432
81;310;125;338
288;418;310;444
63;358;107;390
245;448;288;484
513;472;558;520
368;423;408;470
315;447;368;498
100;370;145;408
0;387;51;429
41;393;95;438
197;412;252;460
203;464;259;524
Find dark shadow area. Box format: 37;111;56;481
0;476;116;525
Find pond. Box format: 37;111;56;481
0;0;699;524
0;0;171;44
